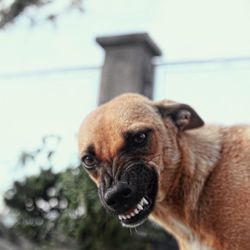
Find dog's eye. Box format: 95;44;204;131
133;132;148;146
82;155;97;169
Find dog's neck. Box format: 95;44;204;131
151;125;222;244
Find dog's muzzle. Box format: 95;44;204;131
104;182;136;210
99;163;158;228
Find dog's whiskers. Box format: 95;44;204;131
134;226;140;235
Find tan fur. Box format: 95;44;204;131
78;93;250;250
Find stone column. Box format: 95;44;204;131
96;33;162;105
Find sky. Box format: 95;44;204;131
0;0;250;213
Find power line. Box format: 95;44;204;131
1;56;250;80
155;56;250;67
0;65;101;80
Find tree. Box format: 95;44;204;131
0;0;84;29
4;136;178;250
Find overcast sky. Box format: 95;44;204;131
0;0;250;212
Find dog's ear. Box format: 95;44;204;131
154;100;204;131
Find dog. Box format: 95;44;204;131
78;93;250;250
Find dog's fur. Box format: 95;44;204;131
78;93;250;250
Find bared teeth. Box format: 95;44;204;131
143;197;149;205
137;204;143;211
118;197;149;220
134;209;139;214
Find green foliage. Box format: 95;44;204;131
5;166;157;249
5;169;61;242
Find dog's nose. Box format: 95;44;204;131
104;182;134;209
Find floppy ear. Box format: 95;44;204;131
155;100;204;131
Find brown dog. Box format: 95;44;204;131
78;93;250;250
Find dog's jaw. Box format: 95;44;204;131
98;163;159;228
119;197;150;228
117;172;158;228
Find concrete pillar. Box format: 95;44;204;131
96;33;162;105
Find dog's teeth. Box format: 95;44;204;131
140;199;145;206
134;209;139;214
120;201;147;220
137;204;143;210
143;197;149;205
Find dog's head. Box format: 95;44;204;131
78;93;204;227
